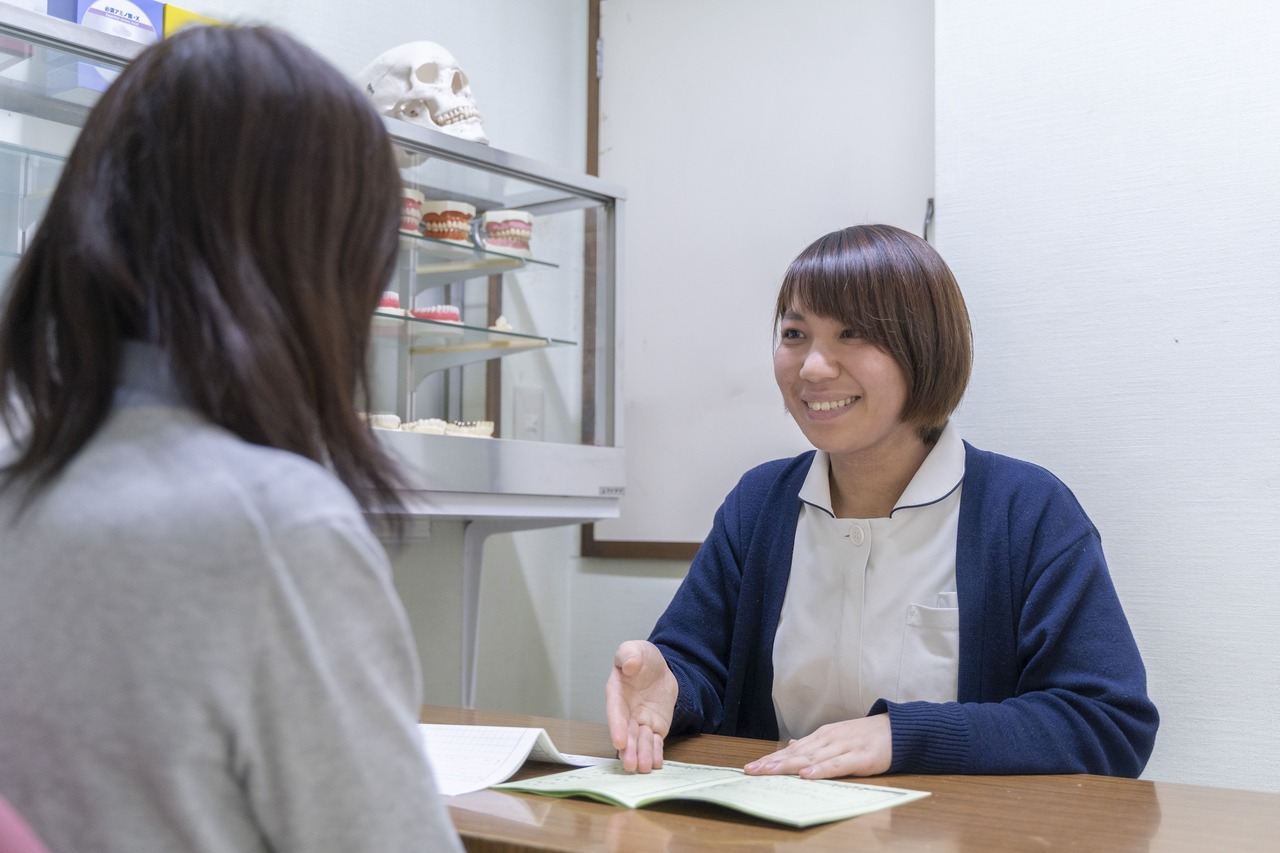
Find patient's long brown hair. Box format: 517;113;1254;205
0;25;405;519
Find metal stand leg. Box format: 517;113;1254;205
459;518;578;709
459;520;496;710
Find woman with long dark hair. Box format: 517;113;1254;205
0;24;461;852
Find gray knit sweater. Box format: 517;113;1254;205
0;343;461;852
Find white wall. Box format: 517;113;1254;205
592;0;935;545
936;0;1280;792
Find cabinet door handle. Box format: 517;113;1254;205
922;197;935;242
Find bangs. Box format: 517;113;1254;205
773;229;909;352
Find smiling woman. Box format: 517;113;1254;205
605;224;1159;784
773;308;919;519
773;224;972;447
771;225;972;518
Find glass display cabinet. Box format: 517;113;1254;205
370;122;625;526
0;6;626;528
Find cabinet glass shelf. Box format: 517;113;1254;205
371;309;573;377
394;137;612;218
397;231;557;289
0;139;64;163
0;9;133;126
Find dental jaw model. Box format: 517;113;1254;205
400;188;425;233
480;210;533;256
355;41;489;144
420;200;476;244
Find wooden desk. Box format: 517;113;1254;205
423;705;1279;852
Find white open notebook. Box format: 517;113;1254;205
419;724;612;796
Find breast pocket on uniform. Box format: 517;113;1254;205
897;600;960;703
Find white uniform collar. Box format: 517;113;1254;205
798;421;965;517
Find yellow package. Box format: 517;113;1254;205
163;5;222;36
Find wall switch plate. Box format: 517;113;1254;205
513;385;544;442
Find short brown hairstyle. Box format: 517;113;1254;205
774;224;972;443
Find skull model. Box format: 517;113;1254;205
355;42;489;144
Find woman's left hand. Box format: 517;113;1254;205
743;714;892;779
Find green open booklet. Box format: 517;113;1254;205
492;759;929;828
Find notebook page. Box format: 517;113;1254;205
420;724;609;796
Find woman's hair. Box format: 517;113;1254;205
774;224;973;444
0;24;405;516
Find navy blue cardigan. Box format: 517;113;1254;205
650;442;1158;777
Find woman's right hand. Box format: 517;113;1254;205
605;640;678;773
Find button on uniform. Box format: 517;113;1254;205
849;524;866;546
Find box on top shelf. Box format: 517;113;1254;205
163;5;221;36
46;0;165;44
44;0;164;101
